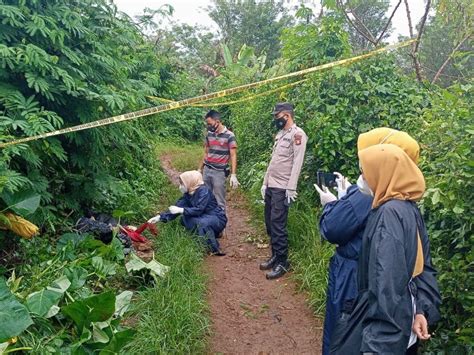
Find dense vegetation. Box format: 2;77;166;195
0;0;472;353
0;0;206;352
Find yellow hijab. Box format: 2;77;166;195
179;170;204;194
357;127;420;164
359;144;425;208
359;144;425;277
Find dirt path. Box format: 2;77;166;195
160;154;322;354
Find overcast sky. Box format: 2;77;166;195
113;0;426;42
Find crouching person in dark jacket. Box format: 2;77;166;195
148;170;227;255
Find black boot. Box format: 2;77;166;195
210;249;226;256
259;255;277;270
266;262;289;280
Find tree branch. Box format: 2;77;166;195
318;1;324;20
337;0;377;45
414;0;431;54
413;0;432;82
375;0;403;45
404;0;414;38
348;7;378;44
432;33;471;84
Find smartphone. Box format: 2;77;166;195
317;171;337;189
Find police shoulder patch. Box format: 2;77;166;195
294;132;302;145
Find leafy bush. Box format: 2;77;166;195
1;232;135;353
0;0;173;225
418;84;473;353
216;16;472;352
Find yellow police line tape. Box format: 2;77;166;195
147;78;309;107
0;39;415;148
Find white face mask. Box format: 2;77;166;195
357;175;374;197
179;184;187;194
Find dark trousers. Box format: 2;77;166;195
264;187;290;265
406;342;418;355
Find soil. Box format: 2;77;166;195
160;154;322;354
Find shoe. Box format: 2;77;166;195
259;255;277;270
266;263;289;280
211;249;226;256
217;228;226;239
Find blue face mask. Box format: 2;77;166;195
179;184;187;194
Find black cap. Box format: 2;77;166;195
272;102;294;115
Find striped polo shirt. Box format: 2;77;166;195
204;127;237;170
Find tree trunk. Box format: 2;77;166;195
412;0;432;82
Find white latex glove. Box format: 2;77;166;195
261;185;267;200
168;205;184;214
230;174;240;189
314;184;337;207
286;189;298;204
147;215;161;224
334;172;352;199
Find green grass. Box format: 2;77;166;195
287;200;334;315
154;140;203;172
125;223;209;354
124;141;210;354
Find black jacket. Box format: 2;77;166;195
358;200;440;354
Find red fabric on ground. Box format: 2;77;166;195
121;222;158;243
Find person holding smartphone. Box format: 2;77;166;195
315;172;373;355
316;128;440;354
260;102;307;280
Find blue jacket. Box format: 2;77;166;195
160;185;227;252
319;185;373;355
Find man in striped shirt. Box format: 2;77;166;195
199;110;240;213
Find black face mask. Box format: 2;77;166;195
207;122;219;132
274;116;287;130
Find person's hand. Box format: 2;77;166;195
168;206;184;214
413;314;431;340
286;189;298;204
230;174;240;189
261;185;267;200
314;184;337;207
334;172;351;199
147;215;161;224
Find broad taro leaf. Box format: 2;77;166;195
64;266;88;291
92;256;116;278
114;290;133;317
92;323;110;344
56;233;86;252
26;275;71;317
62;291;115;332
1;189;40;216
0;278;33;342
125;253;170;280
100;329;135;353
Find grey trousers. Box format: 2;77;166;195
203;165;226;212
